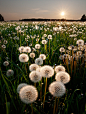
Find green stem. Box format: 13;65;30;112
53;97;57;114
43;78;47;109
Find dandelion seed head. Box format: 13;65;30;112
30;52;35;58
55;71;70;84
77;51;82;56
76;39;84;46
43;34;47;37
2;44;6;49
17;83;28;93
29;64;39;71
35;58;43;65
78;46;84;51
55;65;65;73
19;85;38;104
49;81;66;97
4;40;8;44
59;55;63;60
59;47;65;52
68;45;73;50
42;40;47;44
48;35;52;39
39;54;46;60
29;71;42;83
24;46;31;53
3;61;9;66
19;46;25;53
40;65;54;78
19;53;29;62
73;46;77;51
6;69;14;77
35;44;41;49
36;66;41;72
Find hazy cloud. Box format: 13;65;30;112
36;10;49;13
31;8;49;13
29;16;43;19
31;8;40;11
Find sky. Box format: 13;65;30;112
0;0;86;21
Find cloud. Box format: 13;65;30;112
36;10;49;13
29;16;43;19
31;8;49;13
31;8;40;11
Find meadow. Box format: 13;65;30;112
0;21;86;114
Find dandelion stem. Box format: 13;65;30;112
85;51;86;68
66;57;69;73
34;83;36;87
74;60;76;76
71;50;74;76
43;78;47;109
28;62;29;66
11;46;13;69
19;33;21;46
53;97;57;114
40;79;42;102
31;103;33;114
56;97;59;114
27;41;28;46
49;39;50;53
32;38;33;46
25;63;27;75
45;44;47;54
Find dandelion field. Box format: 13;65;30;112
0;21;86;114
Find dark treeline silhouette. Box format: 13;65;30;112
0;14;4;21
19;15;86;22
0;13;86;22
19;18;81;22
81;14;86;21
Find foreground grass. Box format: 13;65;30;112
0;21;86;114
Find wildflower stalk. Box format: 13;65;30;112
71;50;74;76
25;63;27;75
26;41;28;46
1;68;17;110
43;78;47;109
44;44;45;53
5;94;10;114
19;33;21;46
34;83;36;87
53;97;57;114
45;44;47;54
11;46;13;69
85;51;86;68
49;39;50;53
40;80;42;102
66;57;69;72
17;31;18;36
32;38;33;46
74;60;77;75
28;62;29;67
56;98;59;114
82;55;84;65
31;103;33;114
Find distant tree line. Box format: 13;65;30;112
0;14;86;22
19;15;86;21
0;14;4;21
19;18;67;21
81;14;86;21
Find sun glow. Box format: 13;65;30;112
61;12;65;16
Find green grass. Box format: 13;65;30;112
0;21;86;114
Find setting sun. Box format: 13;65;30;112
61;12;65;16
